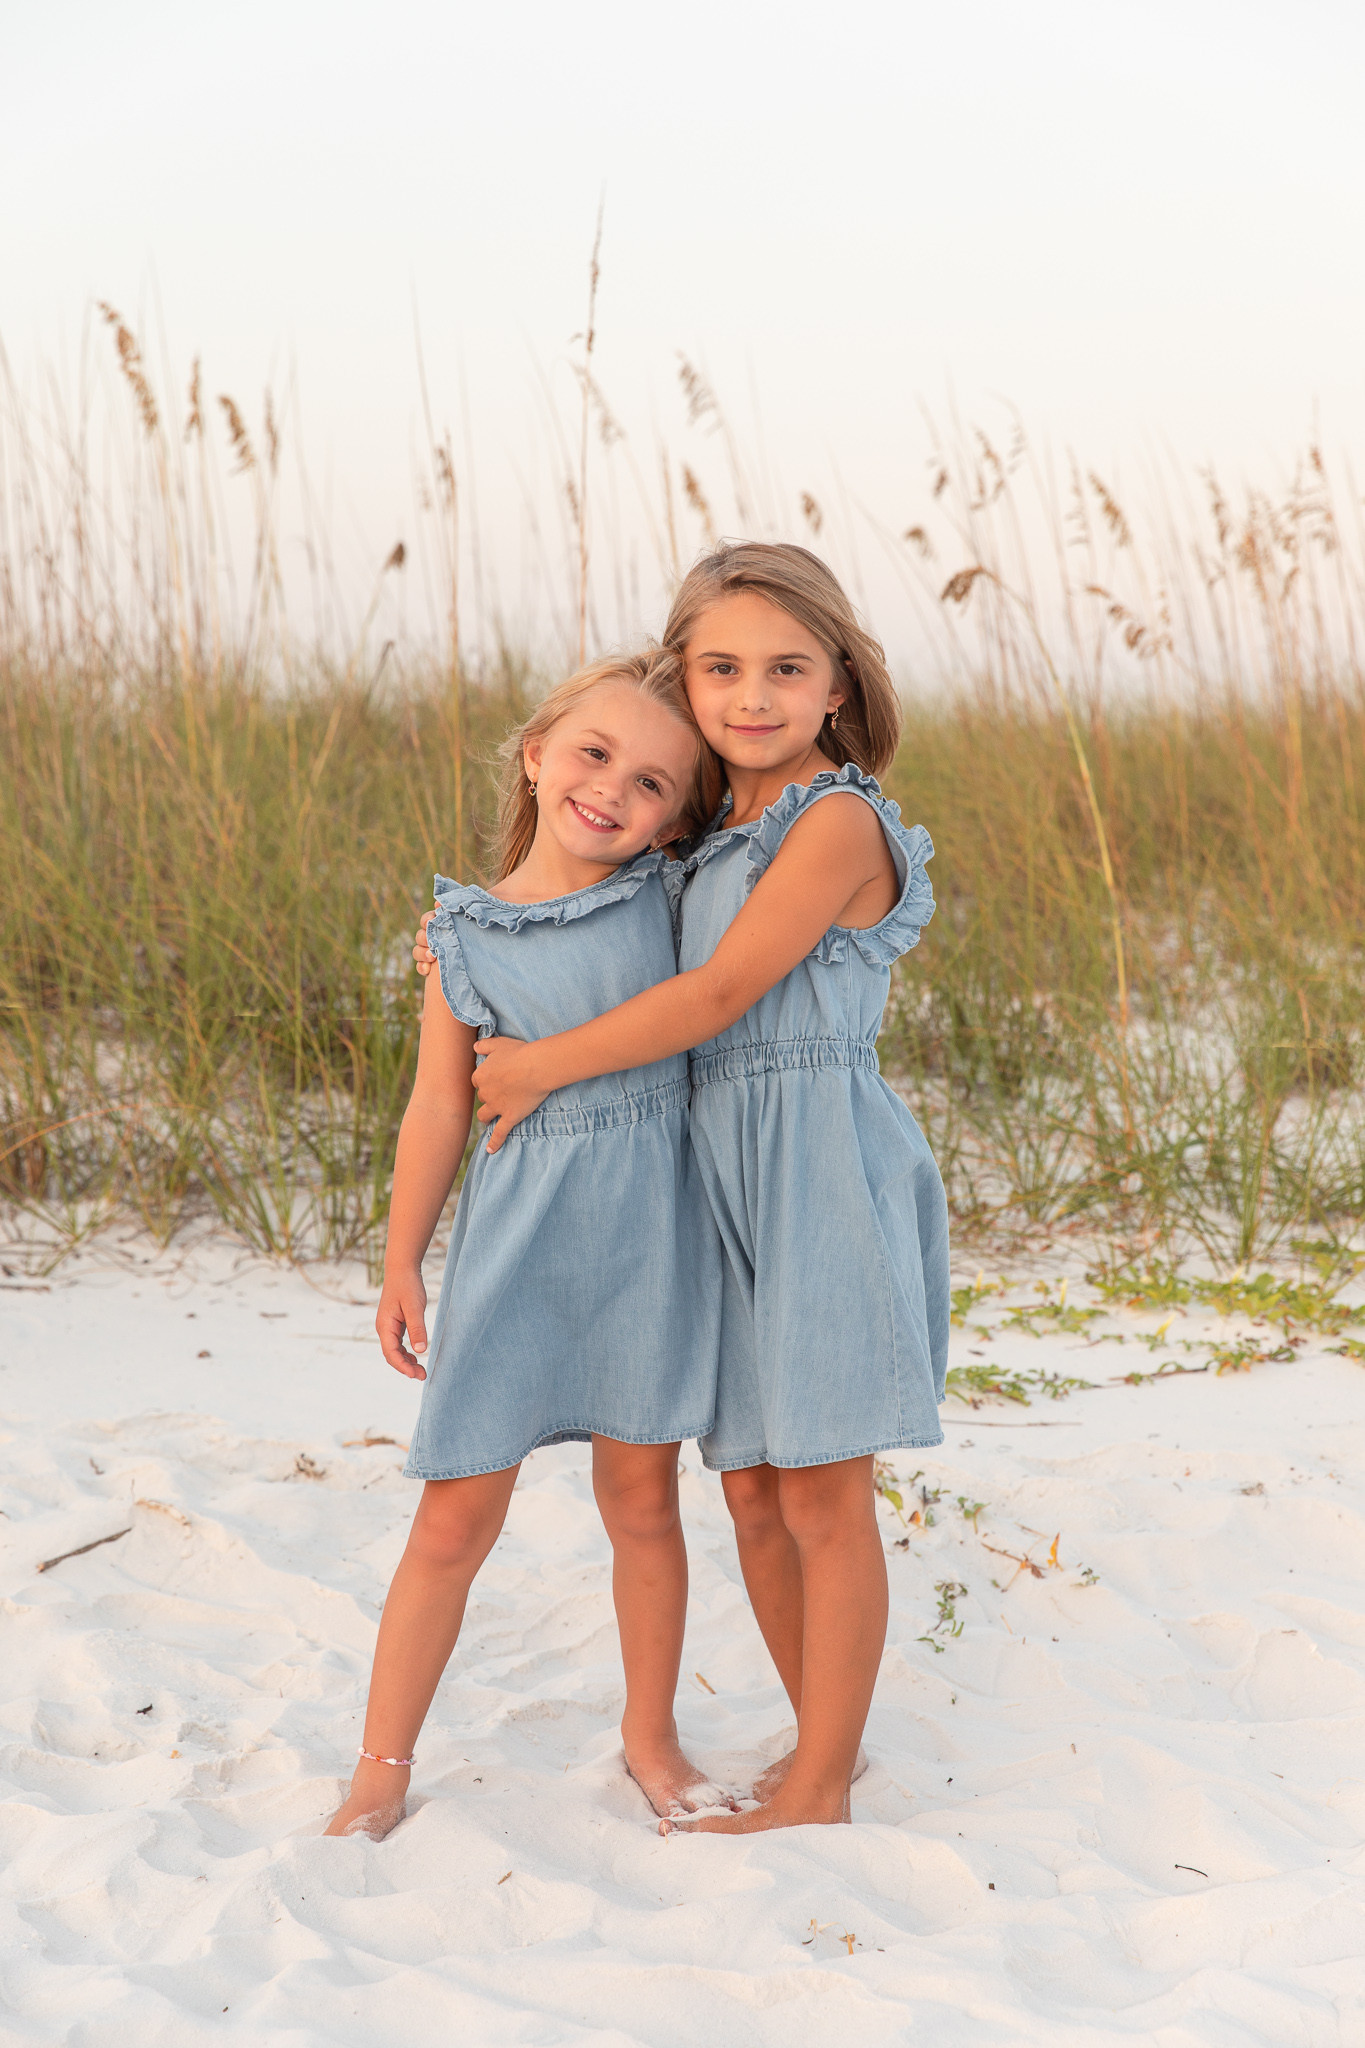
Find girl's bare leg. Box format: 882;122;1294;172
325;1466;520;1838
721;1462;814;1798
722;1463;867;1801
591;1437;735;1817
721;1463;806;1712
671;1455;886;1834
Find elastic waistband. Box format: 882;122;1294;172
503;1076;688;1141
689;1036;878;1087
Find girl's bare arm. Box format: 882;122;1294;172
377;973;479;1377
474;795;893;1151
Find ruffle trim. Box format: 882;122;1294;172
685;763;935;967
427;849;682;1032
425;916;496;1035
655;853;686;944
432;847;673;932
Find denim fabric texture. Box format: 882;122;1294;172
404;852;720;1481
680;764;950;1472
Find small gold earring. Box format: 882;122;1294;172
527;775;538;794
829;705;841;731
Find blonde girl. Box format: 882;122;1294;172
462;546;949;1836
327;650;731;1839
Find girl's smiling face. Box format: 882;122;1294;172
522;680;698;867
682;591;844;772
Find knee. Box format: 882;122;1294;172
595;1472;679;1546
778;1468;875;1549
406;1501;501;1574
723;1468;785;1542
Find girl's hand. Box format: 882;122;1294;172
473;1037;551;1153
413;908;437;977
376;1269;430;1378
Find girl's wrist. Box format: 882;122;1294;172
524;1041;563;1092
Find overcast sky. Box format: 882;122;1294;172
6;0;1365;664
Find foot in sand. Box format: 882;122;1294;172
752;1744;867;1804
662;1784;851;1835
324;1759;411;1839
625;1734;737;1819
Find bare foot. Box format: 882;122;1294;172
662;1784;851;1835
753;1744;868;1803
324;1758;410;1839
625;1734;738;1819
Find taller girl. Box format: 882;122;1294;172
473;545;950;1833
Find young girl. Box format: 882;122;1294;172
326;649;732;1840
462;544;950;1836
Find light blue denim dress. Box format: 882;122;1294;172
680;764;950;1471
405;852;720;1481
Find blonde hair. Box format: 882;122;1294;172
661;542;902;778
492;649;723;879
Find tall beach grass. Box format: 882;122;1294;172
3;316;1363;1269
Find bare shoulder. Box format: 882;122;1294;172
762;788;897;928
778;789;892;869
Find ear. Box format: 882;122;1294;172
522;736;544;781
651;818;689;849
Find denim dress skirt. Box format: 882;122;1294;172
404;852;720;1480
680;764;950;1472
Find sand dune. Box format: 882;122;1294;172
1;1236;1363;2045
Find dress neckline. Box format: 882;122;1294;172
433;848;673;932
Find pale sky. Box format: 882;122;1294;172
6;0;1365;667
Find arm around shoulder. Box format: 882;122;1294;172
708;791;897;1001
486;789;892;1110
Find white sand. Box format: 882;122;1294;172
2;1234;1364;2046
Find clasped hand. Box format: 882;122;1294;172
473;1037;551;1152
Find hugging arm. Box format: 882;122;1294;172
376;973;479;1377
474;794;891;1151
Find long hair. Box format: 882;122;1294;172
491;649;723;880
660;541;901;778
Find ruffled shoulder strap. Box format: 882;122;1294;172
425;892;497;1035
655;853;686;945
676;807;737;878
743;763;936;967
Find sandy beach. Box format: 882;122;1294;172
2;1233;1363;2046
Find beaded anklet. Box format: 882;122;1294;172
357;1745;415;1767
